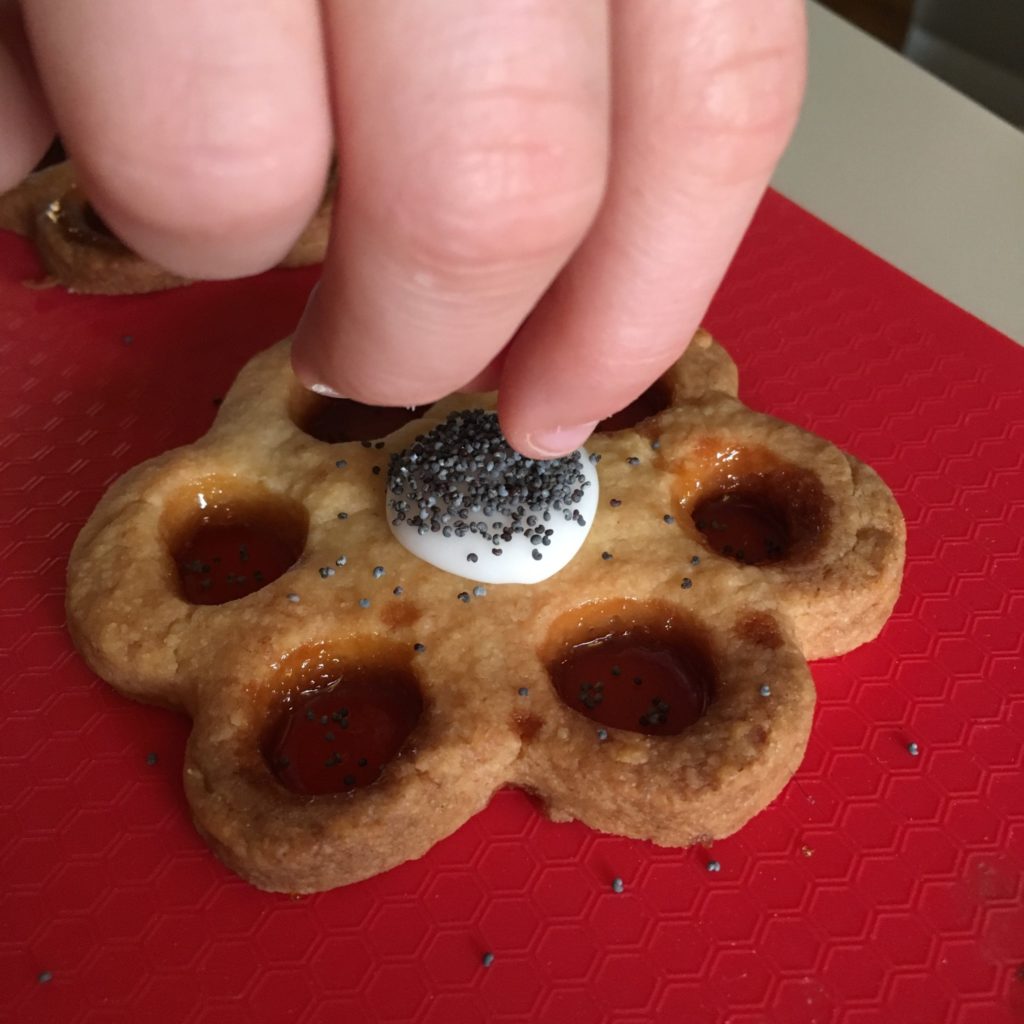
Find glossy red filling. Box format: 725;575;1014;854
549;626;714;736
264;668;423;796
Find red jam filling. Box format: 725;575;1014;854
299;397;430;444
549;626;714;736
692;491;791;565
264;668;423;795
596;380;671;433
174;497;305;605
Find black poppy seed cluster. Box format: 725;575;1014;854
387;410;591;560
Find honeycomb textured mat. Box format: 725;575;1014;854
2;191;1022;1023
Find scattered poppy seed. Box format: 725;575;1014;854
907;742;920;756
212;396;223;406
602;551;613;561
336;555;348;567
372;566;385;579
337;512;348;520
372;466;381;475
626;456;640;465
609;498;622;508
663;514;675;524
650;439;661;450
458;592;471;603
414;643;426;653
707;860;721;873
335;459;348;469
359;598;370;608
121;334;133;346
344;774;356;786
681;578;693;589
145;751;158;766
690;555;701;566
518;687;529;697
325;731;335;742
611;665;621;676
319;567;335;579
612;877;624;894
473;585;487;597
597;728;609;742
589;453;602;465
361;441;372;448
482;952;495;968
287;593;301;603
358;757;368;767
759;684;772;697
37;971;53;984
374;441;385;449
393;586;404;596
467;553;479;563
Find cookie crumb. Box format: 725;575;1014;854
145;751;158;766
37;971;53;985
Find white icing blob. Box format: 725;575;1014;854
387;447;599;586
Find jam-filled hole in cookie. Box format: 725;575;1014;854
596;379;672;433
166;481;308;606
262;642;424;796
545;601;716;737
680;445;830;566
291;390;430;445
47;188;126;251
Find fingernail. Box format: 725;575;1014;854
310;382;345;399
527;421;599;458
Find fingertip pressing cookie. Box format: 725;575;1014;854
66;330;905;892
0;161;334;294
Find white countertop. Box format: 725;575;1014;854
772;2;1024;344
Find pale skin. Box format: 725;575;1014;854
1;0;805;457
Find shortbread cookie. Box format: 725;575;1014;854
66;330;905;892
0;161;332;294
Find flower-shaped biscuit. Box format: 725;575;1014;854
66;330;905;893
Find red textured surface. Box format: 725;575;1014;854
2;191;1022;1024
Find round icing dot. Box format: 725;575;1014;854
387;410;598;585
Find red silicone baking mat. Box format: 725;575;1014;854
1;190;1022;1024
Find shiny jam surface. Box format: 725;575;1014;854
53;191;126;250
597;380;671;433
264;668;423;795
549;627;714;736
299;397;430;444
174;498;305;605
692;490;791;564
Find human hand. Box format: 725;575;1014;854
2;0;804;456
